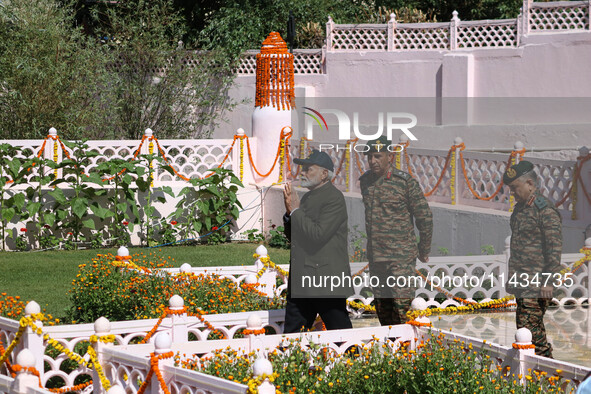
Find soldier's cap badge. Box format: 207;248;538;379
503;161;534;185
365;137;392;155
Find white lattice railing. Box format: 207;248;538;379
236;49;324;75
289;139;587;218
326;0;591;52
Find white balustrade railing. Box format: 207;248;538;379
293;138;587;218
326;0;591;52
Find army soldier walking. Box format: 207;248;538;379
360;138;433;325
503;161;562;358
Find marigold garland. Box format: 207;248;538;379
47;380;93;393
242;328;266;336
512;343;536;350
137;351;174;394
87;346;111;391
10;364;43;388
255;32;294;110
559;247;591;275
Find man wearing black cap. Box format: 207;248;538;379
360;137;433;326
503;160;562;358
282;149;353;333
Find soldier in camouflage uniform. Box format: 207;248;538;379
504;161;562;358
360;137;433;325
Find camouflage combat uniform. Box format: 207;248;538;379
360;166;433;325
509;191;562;358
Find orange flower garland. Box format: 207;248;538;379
47;380;93;393
512;343;536;350
255;32;294;110
242;328;266;336
137;351;174;394
10;364;43;388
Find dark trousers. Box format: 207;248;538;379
283;296;352;333
516;297;553;358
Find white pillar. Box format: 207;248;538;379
10;350;40;394
93;317;113;394
151;333;173;394
252;358;275;394
22;302;44;379
512;328;535;384
168;295;188;343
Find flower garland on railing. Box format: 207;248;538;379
245;131;288;178
111;259;152;274
247;372;279;394
255;32;294;111
422;145;457;197
405;296;515;321
137;351;174;394
347;300;375;313
86;346;111;391
253;254;289;277
47;380;93;394
512;343;536;350
450;146;457;205
559;247;591;275
239;136;245;182
242;327;266;336
10;364;43;388
413;268;477;306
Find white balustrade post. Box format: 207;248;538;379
254;245;268;271
106;385;126;394
253;245;277;297
326;16;334;52
152;333;173;394
451;137;462;205
504;236;511;297
168;295;188;343
450;11;460;50
516;10;523;46
235;128;255;186
512;328;535;384
22;302;44;379
245;314;267;356
387;13;396;51
9;349;40;394
585;238;591;305
522;0;532;35
141;128;156;186
397;135;409;172
45;127;62;180
93;317;112;394
252;358;275;394
408;298;431;350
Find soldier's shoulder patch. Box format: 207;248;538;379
390;169;411;181
534;196;547;210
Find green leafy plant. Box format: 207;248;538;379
481;244;495;255
171;167;243;245
242;228;265;243
49;140;105;245
159;220;180;245
438;247;450;256
349;224;367;261
267;223;290;249
13;227;29;251
135;154;175;246
95;158;145;247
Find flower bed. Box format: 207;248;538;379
68;252;285;323
180;331;574;393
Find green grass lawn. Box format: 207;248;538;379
0;243;290;319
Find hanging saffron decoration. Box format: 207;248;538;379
255;32;295;110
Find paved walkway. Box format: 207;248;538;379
351;306;591;367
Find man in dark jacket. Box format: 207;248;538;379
282;149;353;333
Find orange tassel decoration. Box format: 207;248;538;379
255;32;295;110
